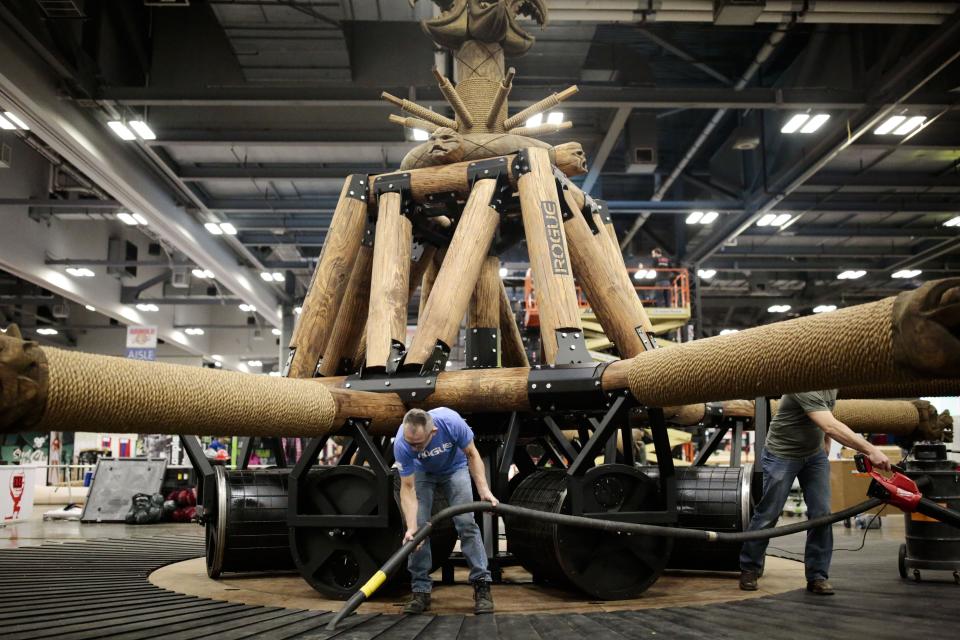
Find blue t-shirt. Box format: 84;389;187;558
394;408;473;477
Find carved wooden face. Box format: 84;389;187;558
427;127;465;164
555;142;588;175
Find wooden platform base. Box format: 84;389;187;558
149;557;804;615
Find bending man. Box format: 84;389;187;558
740;390;891;595
395;407;497;615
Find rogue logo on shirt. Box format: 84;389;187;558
540;200;569;275
418;442;453;459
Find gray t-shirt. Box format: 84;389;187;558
764;390;838;459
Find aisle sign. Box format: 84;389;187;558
126;325;158;360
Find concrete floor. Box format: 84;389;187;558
0;506;201;549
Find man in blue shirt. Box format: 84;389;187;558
394;407;497;615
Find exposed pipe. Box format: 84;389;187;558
619;21;791;249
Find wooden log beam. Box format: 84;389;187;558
468;256;501;330
365;192;413;370
286;176;368;378
406;179;500;368
499;280;530;368
318;243;373;377
517;147;584;364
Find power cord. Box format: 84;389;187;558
768;504;887;556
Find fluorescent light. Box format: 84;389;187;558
247;360;263;368
780;114;810;134
3;112;29;130
719;329;738;336
211;354;223;362
128;120;156;140
271;328;282;336
219;222;237;235
268;371;281;377
85;305;96;311
756;213;776;227
874;115;906;135
700;211;718;224
697;269;716;279
525;113;543;128
107;121;136;141
66;267;95;277
185;327;205;336
135;303;159;312
633;270;643;280
36;327;58;336
686;211;704;225
0;114;15;130
117;212;139;226
771;213;792;227
943;215;960;227
412;128;429;141
837;270;866;280
546;112;564;125
893;116;926;136
293;306;302;315
239;303;256;313
192;268;209;278
204;222;223;235
813;305;837;313
271;272;284;282
767;304;791;313
645;270;656;280
799;114;830;134
892;269;922;279
499;267;508;278
260;271;273;282
132;213;148;225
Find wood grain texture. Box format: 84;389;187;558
318;244;373;377
287;178;367;378
563;197;647;358
365;192;413;369
517;147;582;363
418;248;445;321
468;256;501;329
499;280;530;368
407;179;500;365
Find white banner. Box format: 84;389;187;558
126;325;158;360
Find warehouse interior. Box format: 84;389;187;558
1;1;960;638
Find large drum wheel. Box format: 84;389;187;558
506;466;673;600
205;465;228;578
290;466;456;599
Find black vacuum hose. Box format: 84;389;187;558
326;497;883;629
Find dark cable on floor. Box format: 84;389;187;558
768;504;887;556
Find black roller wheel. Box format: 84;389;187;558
290;466;455;599
898;544;907;580
205;465;227;578
913;569;922;582
507;465;673;600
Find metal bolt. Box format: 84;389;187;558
574;333;580;338
425;379;432;385
410;392;417;397
491;348;496;353
594;381;600;387
473;329;477;334
384;381;391;387
545;383;552;389
569;345;576;350
473;356;478;361
360;180;364;185
561;332;567;338
345;383;352;388
388;183;394;188
536;406;542;411
349;190;355;196
550;405;556;411
531;383;538;389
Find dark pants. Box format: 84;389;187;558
740;448;833;582
656;279;671;307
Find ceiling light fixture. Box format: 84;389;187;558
192;268;215;279
204;222;223;235
943;215;960;227
247;360;263;368
837;270;866;280
813;304;837;313
891;269;922;279
697;269;716;279
893;115;927;136
271;328;281;336
411;128;429;141
874;115;906;135
135;303;159;312
0;114;16;130
525;113;544;128
799;114;831;134
686;211;704;225
2;111;29;130
211;354;223;362
239;303;256;313
780;114;809;134
546;111;564;125
767;304;792;313
498;267;509;278
700;211;719;224
719;329;738;335
85;305;96;312
184;327;205;336
65;267;95;277
117;212;139;226
107;121;136;141
128;120;156;141
219;222;237;235
36;327;59;336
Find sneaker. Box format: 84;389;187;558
473;580;494;614
739;570;759;591
403;592;431;614
806;579;835;595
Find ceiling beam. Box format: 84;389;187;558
744;225;957;239
581;106;632;194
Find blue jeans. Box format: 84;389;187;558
409;467;491;592
740;448;833;582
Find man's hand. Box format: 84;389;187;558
478;488;499;506
403;527;425;549
869;448;892;473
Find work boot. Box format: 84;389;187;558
473;580;494;614
739;570;759;591
403;592;431;614
806;579;835;595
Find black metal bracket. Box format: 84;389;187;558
496;413;520;498
373;171;414;216
178;435;215;510
466;327;499;368
527;362;609;413
282;346;296;377
360;217;376;248
636;328;658;351
344;174;370;202
288;419;391;529
237;436;287;469
385;339;406;375
512;148;532;176
467;157;516;214
595;200;612;225
343;368;440;403
554;328;590;365
418;339;450;377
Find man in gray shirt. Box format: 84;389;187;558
740;390;892;595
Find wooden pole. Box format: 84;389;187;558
498;280;530;368
561;195;649;358
467;256;503;368
418;248;444;322
286;175;368;378
406;179;500;367
516;147;585;364
365;191;413;370
317;243;373;377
